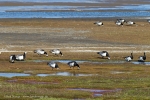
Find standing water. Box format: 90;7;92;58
0;0;150;19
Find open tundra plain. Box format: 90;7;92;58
0;18;150;99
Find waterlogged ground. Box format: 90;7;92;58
0;19;150;99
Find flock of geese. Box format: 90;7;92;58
8;49;147;70
94;19;150;26
97;51;146;62
93;18;147;62
6;18;149;70
124;52;146;62
9;49;80;70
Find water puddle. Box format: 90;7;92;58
132;61;150;65
0;73;30;78
32;59;150;66
68;88;121;97
37;72;96;77
52;60;88;64
32;59;125;64
32;60;88;64
0;72;96;78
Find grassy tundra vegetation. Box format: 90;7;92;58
0;19;150;99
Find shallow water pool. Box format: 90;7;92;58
0;72;96;78
37;72;96;77
0;73;30;78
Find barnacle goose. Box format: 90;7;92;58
50;49;63;56
124;52;133;62
67;61;80;69
97;51;110;59
115;20;123;26
9;55;16;63
47;62;59;70
147;19;150;23
94;21;104;26
9;52;27;63
126;21;136;25
138;52;146;62
34;49;48;56
117;19;126;23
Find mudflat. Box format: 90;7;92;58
0;18;149;65
0;1;150;99
0;18;150;99
0;18;149;52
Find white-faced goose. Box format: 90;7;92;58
67;61;80;69
94;21;104;26
47;62;59;70
34;49;48;56
9;52;27;63
97;51;110;59
138;52;146;62
124;52;133;62
50;49;63;56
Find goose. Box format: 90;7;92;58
138;52;146;62
147;19;150;23
50;49;63;56
94;21;103;26
9;52;27;63
97;51;110;59
117;19;126;23
67;61;80;69
47;62;59;70
9;55;16;63
34;49;48;56
124;52;133;62
115;20;123;26
126;21;136;25
15;52;27;61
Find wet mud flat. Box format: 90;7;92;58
0;18;150;99
0;18;150;50
0;18;150;75
0;1;149;99
0;18;150;71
